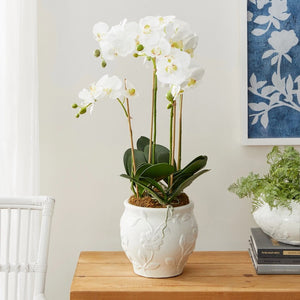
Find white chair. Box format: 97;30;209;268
0;196;54;300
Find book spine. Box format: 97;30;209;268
257;257;300;264
249;237;300;260
257;249;300;258
256;264;300;275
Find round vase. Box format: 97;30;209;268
253;201;300;245
120;199;198;278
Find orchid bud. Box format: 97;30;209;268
136;44;144;51
76;114;80;118
94;49;101;57
167;103;172;109
166;91;173;101
133;53;139;58
101;60;107;68
80;107;87;114
128;88;136;96
72;103;78;109
147;56;152;61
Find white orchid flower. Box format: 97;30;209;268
93;22;109;42
99;40;116;61
156;48;191;85
170;85;182;98
143;37;171;58
139;16;161;34
78;83;103;113
166;19;198;56
124;80;139;99
137;16;176;58
157;16;175;28
169;66;204;99
96;74;123;99
182;66;205;89
139;16;175;31
183;34;199;56
79;84;100;103
138;16;166;52
99;19;139;60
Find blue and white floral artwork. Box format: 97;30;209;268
247;0;300;139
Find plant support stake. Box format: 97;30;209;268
170;100;176;188
148;58;157;164
178;94;183;170
125;79;139;198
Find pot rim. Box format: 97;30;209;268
256;197;300;211
124;198;194;211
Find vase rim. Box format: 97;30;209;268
124;198;194;211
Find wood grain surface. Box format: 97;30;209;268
70;251;300;300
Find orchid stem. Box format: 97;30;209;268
116;98;128;117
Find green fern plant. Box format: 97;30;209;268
228;146;300;211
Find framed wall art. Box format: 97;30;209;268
241;0;300;145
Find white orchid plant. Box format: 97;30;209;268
73;16;209;206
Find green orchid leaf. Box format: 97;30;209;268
140;177;165;194
123;149;132;175
157;152;170;164
174;155;207;180
137;185;145;197
123;149;147;175
120;174;166;205
168;169;210;202
140;163;175;180
137;136;150;151
144;144;170;164
135;163;152;178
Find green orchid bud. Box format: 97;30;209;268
167;103;173;109
80;107;87;114
76;113;80;118
128;88;136;96
94;49;101;57
166;91;174;101
72;103;78;109
136;44;144;51
133;53;139;58
147;56;152;61
101;60;107;68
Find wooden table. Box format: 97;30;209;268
70;251;300;300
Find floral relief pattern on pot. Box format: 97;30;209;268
164;226;198;274
253;201;300;245
135;211;167;272
120;199;198;278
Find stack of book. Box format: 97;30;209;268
249;227;300;274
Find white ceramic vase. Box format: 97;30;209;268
120;199;198;278
253;201;300;245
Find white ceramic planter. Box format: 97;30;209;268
120;199;198;278
253;201;300;245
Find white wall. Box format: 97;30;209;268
38;0;300;299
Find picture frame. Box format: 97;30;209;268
241;0;300;145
